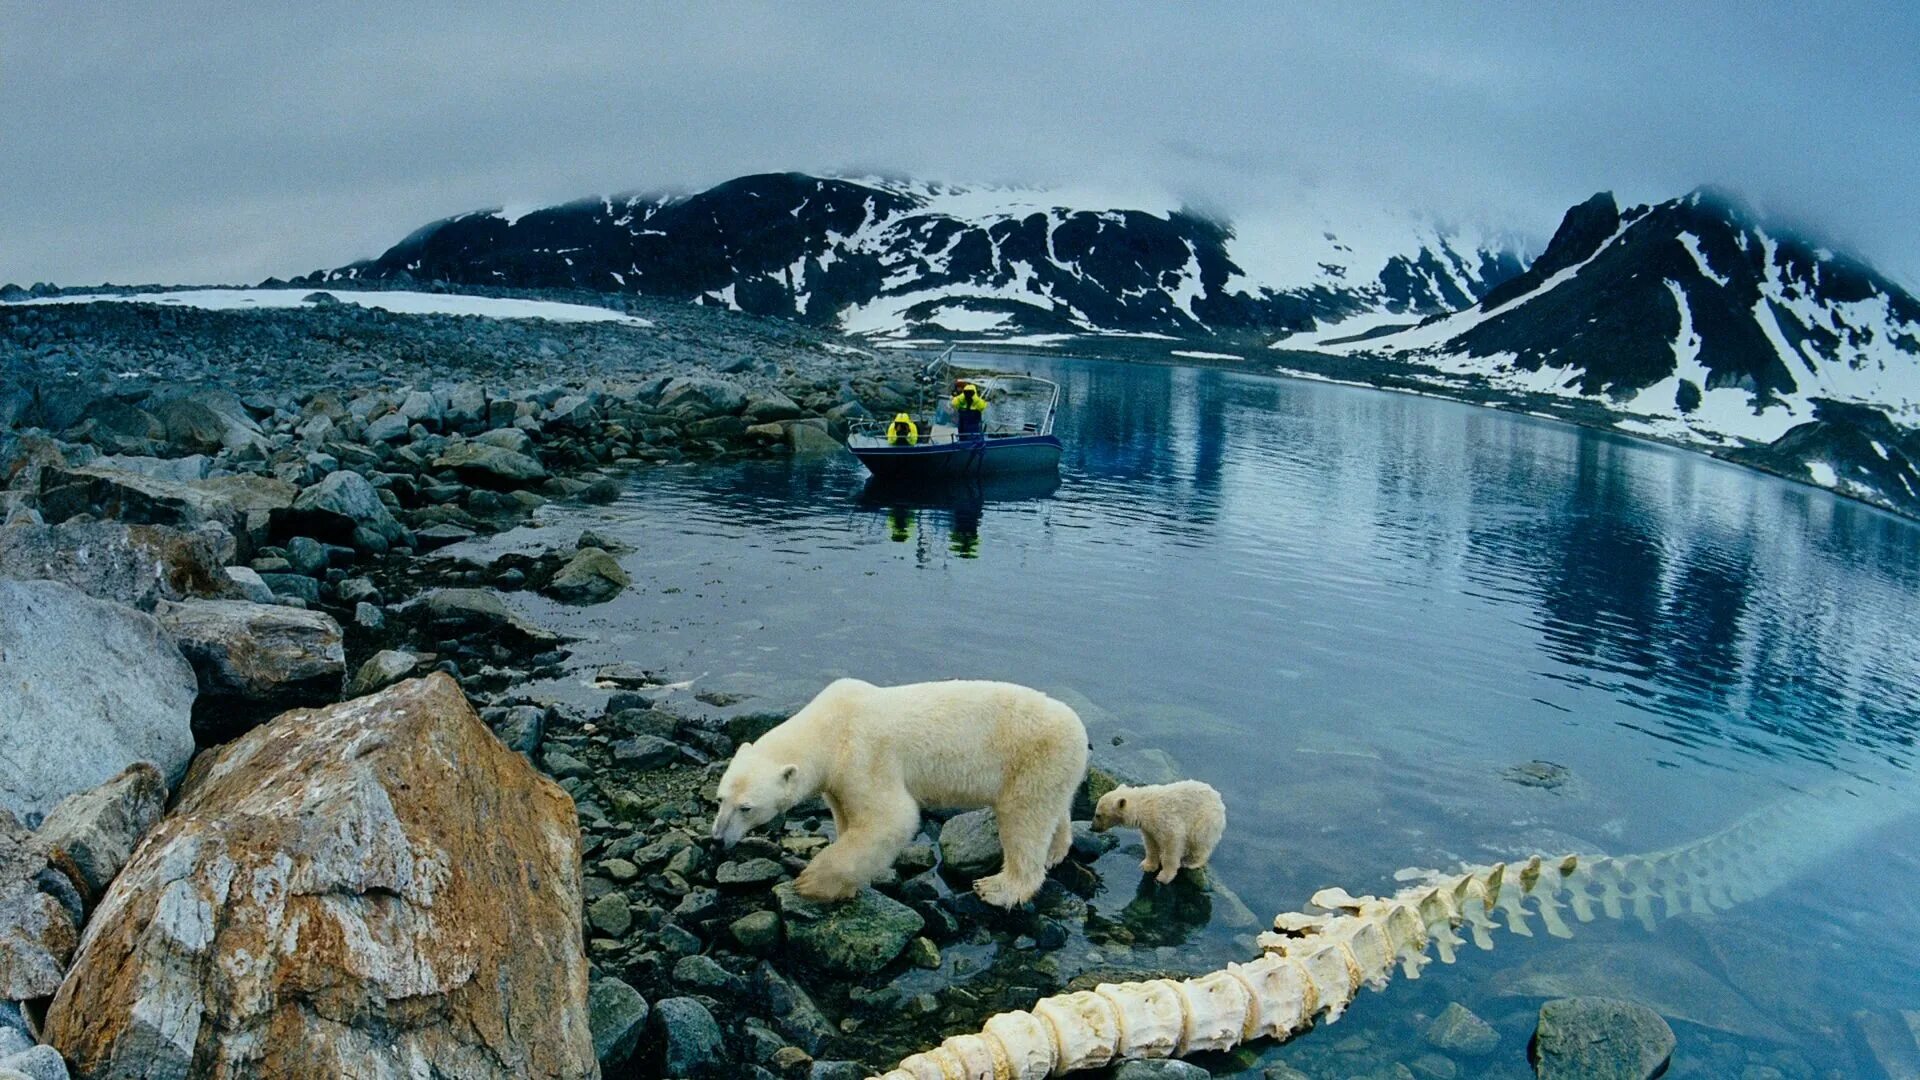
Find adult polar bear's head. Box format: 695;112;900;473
711;740;803;848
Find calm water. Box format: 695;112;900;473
487;354;1920;1077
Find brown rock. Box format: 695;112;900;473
45;673;595;1079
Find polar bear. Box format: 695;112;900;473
710;677;1089;907
1092;780;1227;884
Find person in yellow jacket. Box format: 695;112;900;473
950;381;988;439
886;413;919;445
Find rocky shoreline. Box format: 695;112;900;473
1;293;1743;1079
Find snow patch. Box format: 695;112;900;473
22;289;654;327
1172;350;1243;361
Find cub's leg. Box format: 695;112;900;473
1152;833;1186;885
794;789;918;901
1139;831;1162;874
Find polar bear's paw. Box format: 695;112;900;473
793;864;860;902
972;872;1033;909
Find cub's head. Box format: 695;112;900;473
1091;787;1134;832
710;741;802;849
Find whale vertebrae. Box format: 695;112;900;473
870;793;1893;1080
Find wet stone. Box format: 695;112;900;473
773;882;924;976
1426;1001;1500;1056
731;910;782;953
1531;997;1676;1080
716;858;785;887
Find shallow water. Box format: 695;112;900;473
484;354;1920;1077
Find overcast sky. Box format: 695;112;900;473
4;3;1917;288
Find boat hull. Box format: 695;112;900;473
850;434;1062;480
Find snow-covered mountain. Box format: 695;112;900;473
315;173;1527;342
1286;188;1920;512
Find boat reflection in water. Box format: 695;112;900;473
856;473;1061;559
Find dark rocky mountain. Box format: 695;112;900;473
1295;188;1920;515
314;173;1525;341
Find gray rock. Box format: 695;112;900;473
474;427;536;455
345;649;423;698
353;601;384;630
154;598;345;708
444;385;487;433
612;735;680;770
773;882;924;976
587;977;648;1070
659;376;747;417
754;961;833;1054
715;858;784;887
93;453;210;482
742;390;803;423
587;893;632;937
1531;997;1675;1080
651;997;726;1076
399;390;442;428
0;519;237;610
38;465;244;535
809;1062;865;1080
284;470;407;549
419;588;561;647
363;412;409;443
938;808;1003;876
0;811;80;999
285;535;328;577
0;1045;68;1076
0;1044;68;1080
34;762;167;902
787;421;849;459
542;547;630;604
0;580;197;822
490;706;545;755
672;954;742;993
148;388;265;454
1425;1001;1499;1057
224;565;276;604
434;442;547;488
258;571;321;604
730;910;781;953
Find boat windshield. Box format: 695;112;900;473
848;347;1060;447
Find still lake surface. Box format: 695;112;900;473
495;353;1920;1077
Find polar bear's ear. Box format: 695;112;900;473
779;764;799;785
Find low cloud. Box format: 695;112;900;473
3;3;1915;287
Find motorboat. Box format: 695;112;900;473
845;347;1062;480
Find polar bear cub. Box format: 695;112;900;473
1092;780;1227;884
711;677;1089;907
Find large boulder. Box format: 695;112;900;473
588;977;649;1070
45;674;595;1079
1530;997;1676;1080
37;465;245;535
0;580;197;824
0;520;237;610
153;599;345;713
433;442;548;488
278;469;409;550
